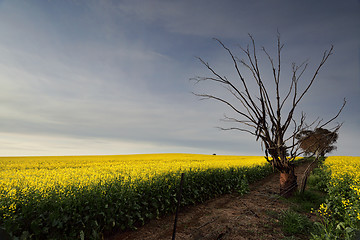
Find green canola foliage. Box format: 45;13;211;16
310;156;360;240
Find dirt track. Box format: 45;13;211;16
107;161;315;240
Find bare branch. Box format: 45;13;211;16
217;127;258;136
224;85;257;122
280;60;308;111
295;45;334;106
319;98;346;128
193;92;255;122
214;38;261;117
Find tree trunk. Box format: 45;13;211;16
279;168;297;198
299;156;318;194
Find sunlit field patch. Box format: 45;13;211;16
0;154;267;198
312;156;360;239
0;154;270;239
325;156;360;183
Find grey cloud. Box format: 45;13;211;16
0;0;359;156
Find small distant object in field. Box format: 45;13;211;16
213;153;216;155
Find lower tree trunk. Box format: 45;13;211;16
279;168;298;198
299;157;318;193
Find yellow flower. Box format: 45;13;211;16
318;203;331;217
0;154;268;202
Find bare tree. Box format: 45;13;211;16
192;33;346;197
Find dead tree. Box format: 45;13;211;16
192;33;346;197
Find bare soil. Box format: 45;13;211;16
107;162;317;240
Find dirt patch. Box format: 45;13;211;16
107;162;316;240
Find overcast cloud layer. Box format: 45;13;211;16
0;0;359;156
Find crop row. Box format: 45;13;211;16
0;154;272;239
311;156;360;240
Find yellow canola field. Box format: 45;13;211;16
324;156;360;194
0;154;267;199
320;156;360;224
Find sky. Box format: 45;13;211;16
0;0;359;156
